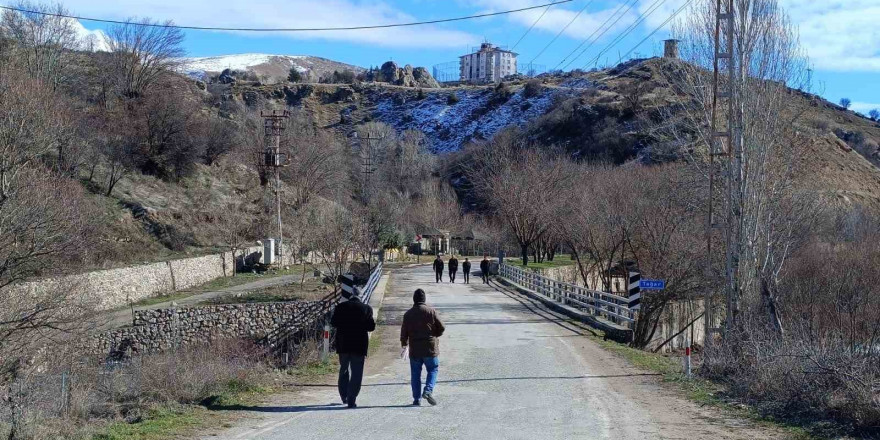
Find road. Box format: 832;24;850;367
202;266;780;440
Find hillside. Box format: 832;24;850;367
181;53;365;83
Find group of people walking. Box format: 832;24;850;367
330;255;493;409
330;285;445;408
433;255;491;284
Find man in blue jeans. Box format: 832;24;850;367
400;288;445;406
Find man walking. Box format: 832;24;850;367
433;255;444;283
401;289;445;406
480;256;491;284
330;288;376;408
462;258;471;284
448;255;459;283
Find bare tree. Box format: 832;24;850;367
280;110;346;211
671;0;811;334
0;1;81;90
104;18;185;99
305;203;362;283
465;129;576;265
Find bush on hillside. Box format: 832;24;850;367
523;79;542;98
447;92;460;105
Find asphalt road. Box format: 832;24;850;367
203;266;780;440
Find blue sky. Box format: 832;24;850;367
58;0;880;115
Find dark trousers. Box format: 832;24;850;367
449;270;457;282
482;272;489;283
435;271;443;283
338;353;365;404
463;271;470;283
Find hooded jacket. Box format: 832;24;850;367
401;290;445;358
433;258;444;273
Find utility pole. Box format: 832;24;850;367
261;109;290;266
349;131;382;269
706;0;735;344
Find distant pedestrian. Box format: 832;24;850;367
448;255;459;283
480;256;491;284
401;288;445;406
462;258;471;284
433;256;444;283
330;288;376;408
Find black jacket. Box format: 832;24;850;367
330;297;376;357
480;259;490;274
462;261;471;272
448;257;459;272
433;258;444;273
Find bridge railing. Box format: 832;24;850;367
498;263;635;325
361;261;383;305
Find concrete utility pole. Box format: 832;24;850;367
706;0;736;344
262;110;291;265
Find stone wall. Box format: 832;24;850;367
10;246;265;311
90;300;330;356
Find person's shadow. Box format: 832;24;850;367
208;403;420;413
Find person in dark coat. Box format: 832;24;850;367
480;256;491;284
401;289;445;406
433;256;444;283
448;255;459;283
330;289;376;408
462;258;471;284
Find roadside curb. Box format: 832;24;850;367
367;270;391;339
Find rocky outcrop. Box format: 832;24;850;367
379;61;440;89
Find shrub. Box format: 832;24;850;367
523;79;542;98
416;88;425;100
288;67;303;83
447;92;460;105
840;97;851;109
870;109;879;121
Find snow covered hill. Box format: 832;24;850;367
180;53;364;83
372;86;574;153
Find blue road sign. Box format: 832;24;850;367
639;279;666;290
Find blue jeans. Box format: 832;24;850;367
409;357;439;400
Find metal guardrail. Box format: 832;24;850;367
361;261;383;305
498;263;636;325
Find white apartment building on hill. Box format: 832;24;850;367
459;42;518;83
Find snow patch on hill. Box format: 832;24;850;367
373;88;566;153
180;54;308;79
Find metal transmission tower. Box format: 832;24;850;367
261;109;291;265
706;0;736;343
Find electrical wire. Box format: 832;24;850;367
511;4;554;51
0;0;575;32
582;0;673;68
555;0;639;71
529;0;597;64
614;0;692;65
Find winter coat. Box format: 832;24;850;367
330;297;376;357
462;261;471;272
433;258;444;273
401;301;445;358
480;259;490;274
448;257;459;272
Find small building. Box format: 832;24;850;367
459;42;518;84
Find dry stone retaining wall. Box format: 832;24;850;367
91;300;329;356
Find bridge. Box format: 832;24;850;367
202;264;775;440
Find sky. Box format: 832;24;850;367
48;0;880;115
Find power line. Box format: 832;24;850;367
511;4;554;51
582;0;673;69
0;0;575;32
614;0;692;64
530;0;597;64
555;0;639;71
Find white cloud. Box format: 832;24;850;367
59;0;476;49
69;19;109;51
851;101;880;116
779;0;880;72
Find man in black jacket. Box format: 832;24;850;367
462;258;471;284
433;255;444;283
480;256;491;284
330;289;376;408
448;255;459;283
